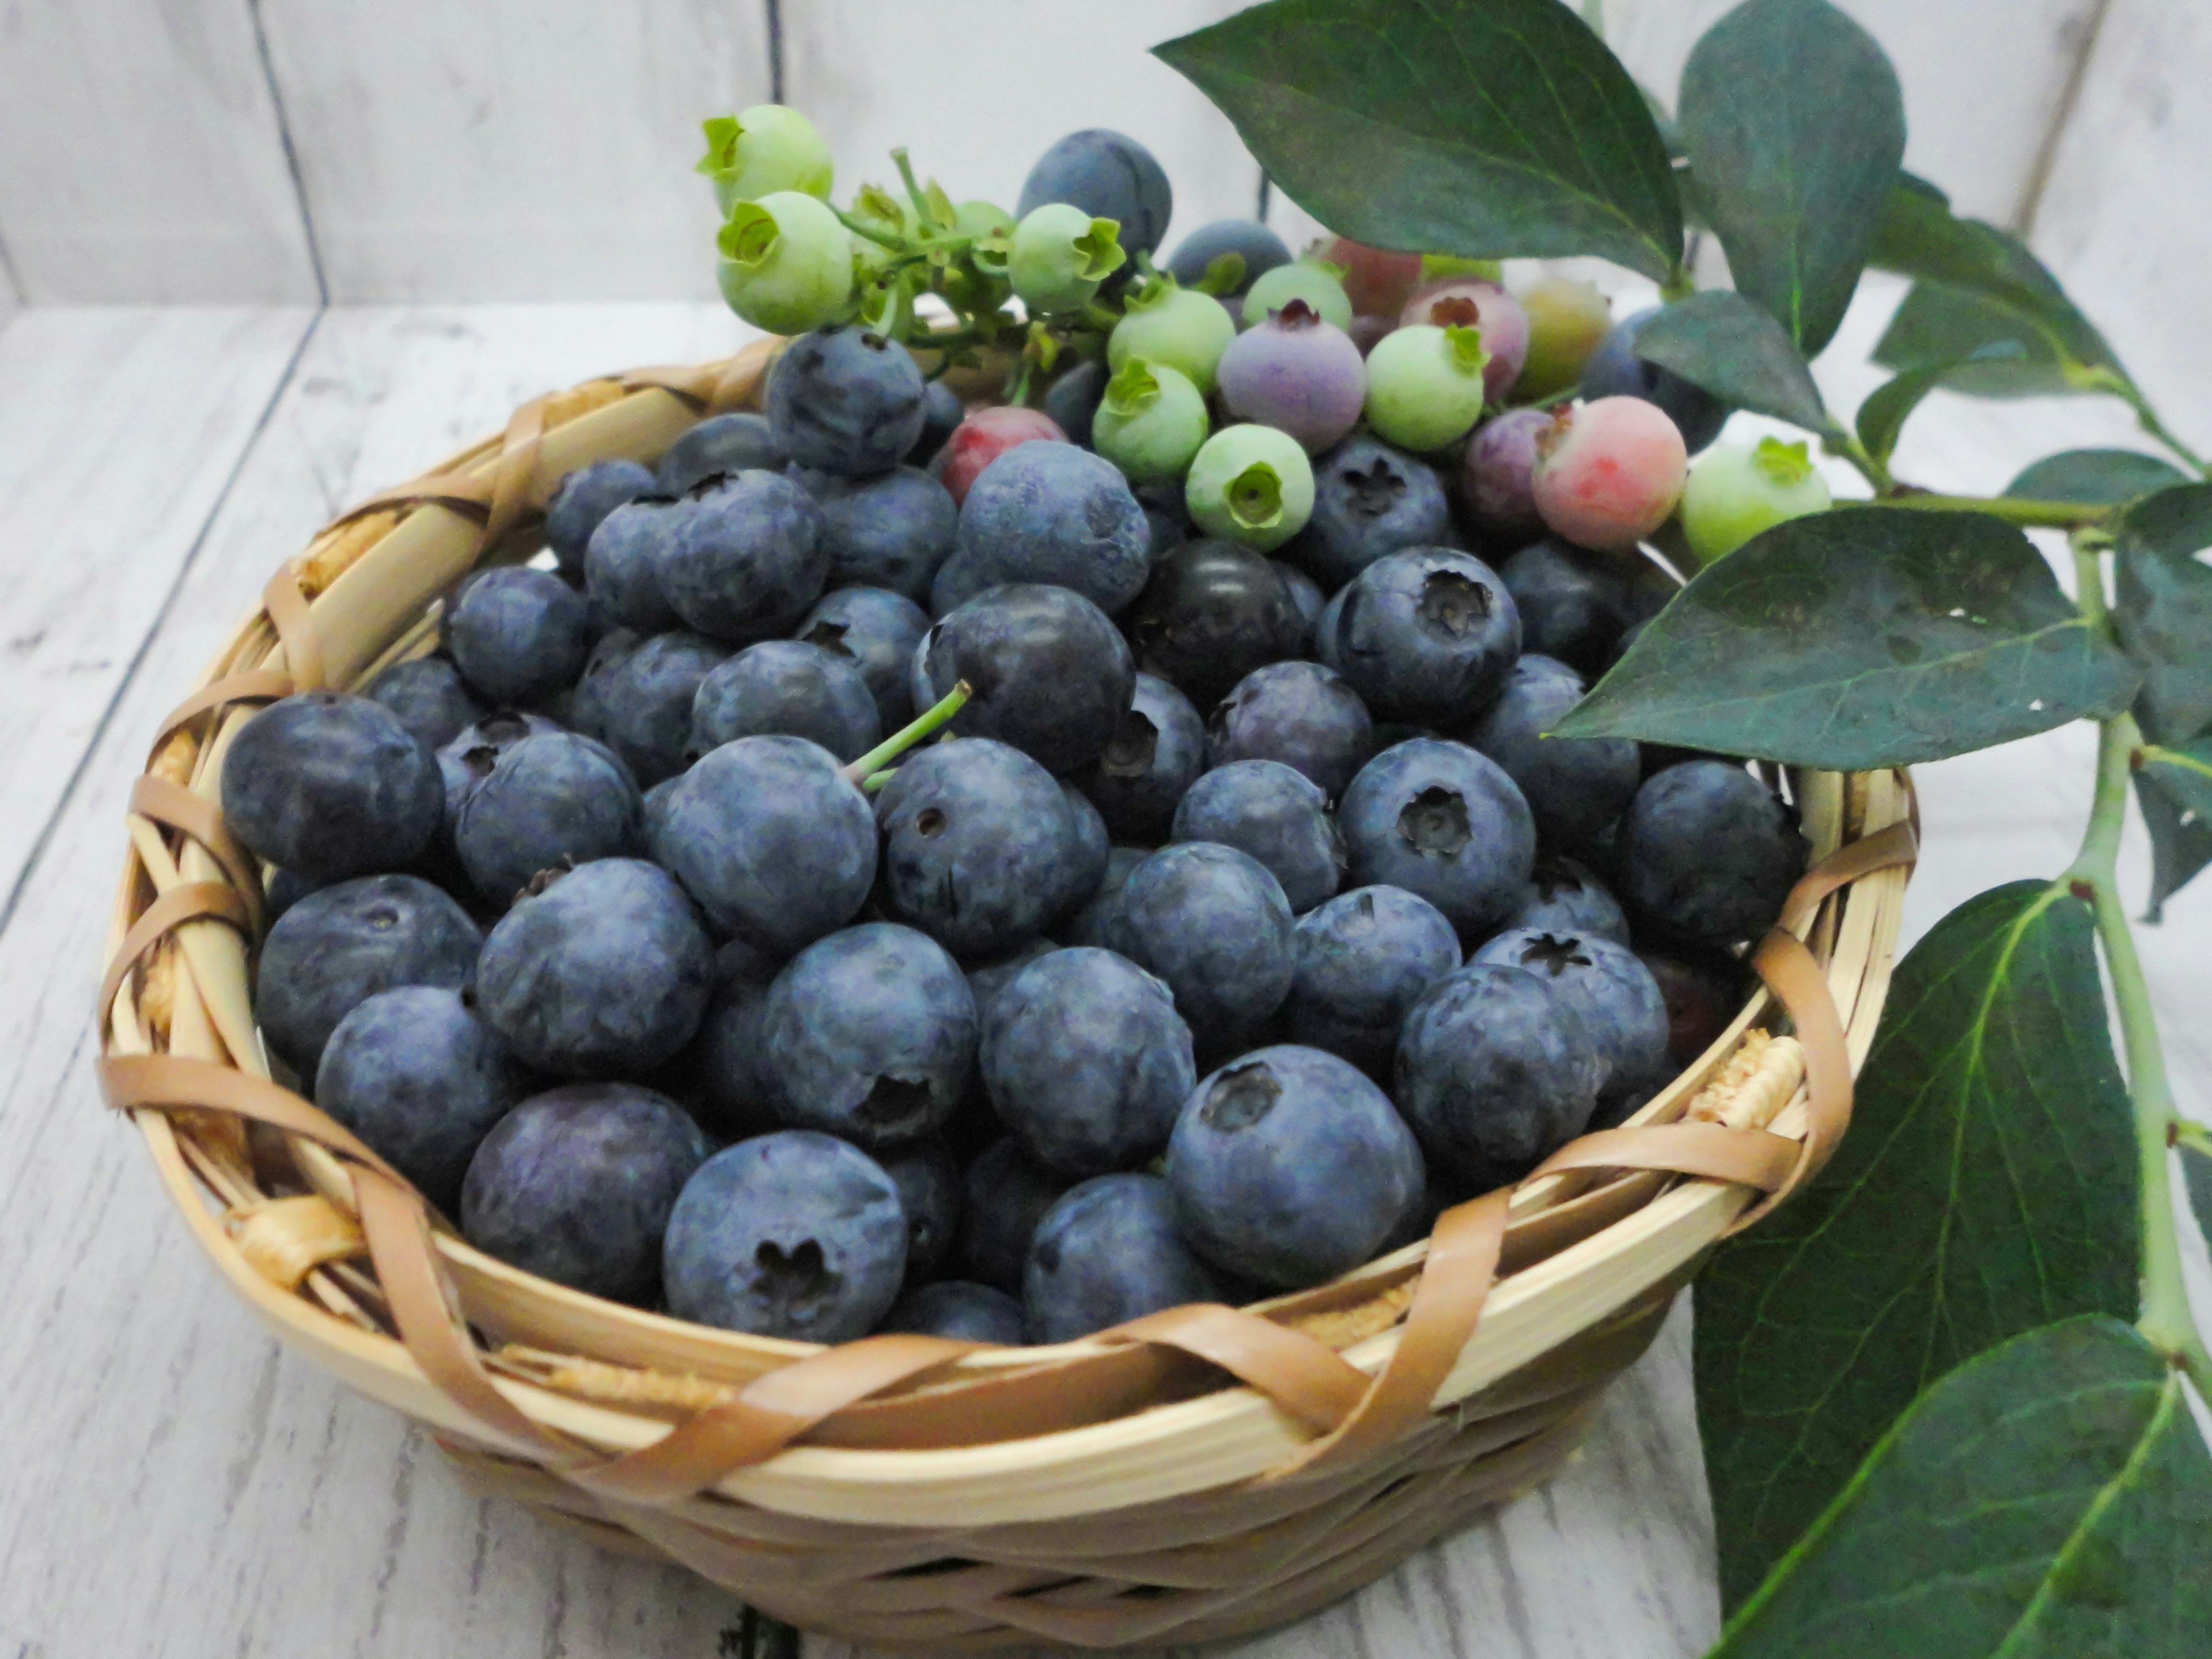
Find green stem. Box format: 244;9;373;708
828;203;905;251
1659;262;1695;302
1828;430;1893;497
2177;1120;2212;1160
2124;387;2210;479
890;147;935;229
840;681;969;783
1868;491;2115;531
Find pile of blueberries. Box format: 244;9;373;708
221;128;1809;1350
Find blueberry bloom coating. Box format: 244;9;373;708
1107;842;1296;1044
1464;654;1640;854
364;655;487;751
437;709;565;828
1172;759;1344;915
880;1280;1025;1344
948;442;1152;615
683;957;779;1144
916;584;1137;774
690;638;881;763
801;464;959;603
767;326;929;479
964;940;1058;1032
1017;129;1173;260
585;497;684;634
223;692;442;882
1619;760;1806;945
1320;548;1522;726
569;630;728;787
1506;855;1629;945
452;730;642;906
797;585;931;727
1289;436;1452;590
546;458;655;573
1069;672;1206;846
1580;307;1729;453
1285;885;1463;1073
1338;738;1537;938
1051;782;1113;926
656;411;786;494
655;469;827;642
442;566;592;707
954;1137;1071;1293
1060;846;1149;949
1496;537;1637;679
1471;926;1672;1115
1024;1173;1222;1344
1205;660;1373;800
1165;218;1292;297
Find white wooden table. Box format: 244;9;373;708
0;276;2205;1659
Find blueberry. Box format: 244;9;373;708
1274;562;1326;649
1471;927;1670;1116
1464;654;1639;853
584;497;684;634
657;412;786;494
1024;1173;1221;1343
982;947;1195;1177
802;464;957;603
880;1280;1025;1344
364;656;487;752
1042;359;1108;448
690;638;882;764
1320;549;1521;725
656;469;827;642
915;584;1135;774
955;1137;1071;1293
1290;436;1452;590
436;709;563;836
1108;842;1296;1044
1285;885;1462;1073
767;327;929;479
256;875;482;1075
442;566;591;707
1338;738;1537;938
1052;782;1112;925
797;586;931;728
1580;307;1729;453
937;444;1151;616
874;737;1078;957
462;1082;707;1304
760;923;976;1147
1123;540;1306;710
1069;672;1204;846
453;732;642;910
1172;759;1343;914
877;1137;962;1283
1508;855;1628;945
1060;846;1147;948
664;1131;907;1339
546;459;655;574
1395;963;1607;1188
683;957;779;1143
1166;1045;1423;1289
965;938;1058;1031
908;380;965;466
1639;944;1750;1068
659;735;877;953
1619;760;1805;944
569;629;728;787
223;693;442;882
264;866;326;922
1205;660;1373;798
475;858;713;1077
1017;129;1173;261
315;986;515;1213
1496;537;1634;678
1166;218;1293;298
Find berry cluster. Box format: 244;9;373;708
223;123;1815;1349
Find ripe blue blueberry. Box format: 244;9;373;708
767;327;929;479
1470;927;1671;1118
1108;842;1296;1046
1017;129;1173;261
475;858;713;1077
664;1131;907;1339
1290;437;1452;590
1284;885;1462;1073
1123;540;1307;710
584;497;684;634
690;638;882;763
909;380;964;466
1171;759;1343;915
655;469;827;643
1166;218;1293;298
1060;846;1147;949
1497;537;1635;679
797;585;930;728
1320;548;1521;725
315;985;515;1213
442;566;592;707
1205;660;1373;799
1070;671;1205;845
1395;963;1606;1189
915;584;1136;774
1166;1044;1425;1289
1338;738;1537;938
1275;562;1325;649
939;443;1151;616
1464;654;1640;854
452;730;642;907
877;1137;961;1283
1024;1173;1222;1343
982;947;1195;1177
567;630;728;787
1041;359;1108;448
965;939;1058;1030
658;734;877;954
656;412;786;494
224;692;442;882
682;954;779;1143
256;874;482;1075
1619;760;1806;945
881;1280;1025;1344
955;1136;1071;1293
365;655;487;751
1506;855;1629;945
800;464;957;603
1051;782;1112;926
546;458;656;574
462;1081;708;1304
1580;307;1729;453
436;710;563;831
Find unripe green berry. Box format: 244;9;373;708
1109;281;1237;395
1363;323;1491;452
697;107;835;215
1240;262;1355;332
1008;204;1125;315
1093;357;1210;484
953;199;1014;240
1185;423;1315;552
717;192;854;335
1680;435;1833;562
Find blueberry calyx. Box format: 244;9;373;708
1199;1059;1281;1132
1397;786;1472;855
1514;933;1595;976
1099;711;1161;778
683;469;737;500
1418;571;1493;636
1341;460;1407;519
753;1237;837;1321
859;1074;933;1126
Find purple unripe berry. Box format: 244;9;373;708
1215;300;1369;455
1462;407;1552;540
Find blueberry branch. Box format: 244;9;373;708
1866;491;2113;531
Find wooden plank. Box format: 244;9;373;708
0;0;318;303
0;306;315;907
775;2;1266;264
252;1;774;301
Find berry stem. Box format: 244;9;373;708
1865;490;2114;531
890;146;935;229
840;680;971;785
829;203;906;251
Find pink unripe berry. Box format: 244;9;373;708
937;406;1067;505
1215;299;1369;453
1402;281;1529;401
1324;236;1423;319
1461;406;1552;539
1530;396;1687;553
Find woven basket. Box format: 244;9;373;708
97;336;1919;1652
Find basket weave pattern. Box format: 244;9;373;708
97;340;1918;1651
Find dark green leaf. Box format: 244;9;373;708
2115;485;2212;743
2006;449;2189;507
1696;884;2139;1609
2137;741;2212;922
2185;1142;2212;1254
1677;0;1903;354
1552;507;2140;767
1153;0;1683;281
1630;291;1831;433
1713;1316;2211;1656
1855;342;2028;463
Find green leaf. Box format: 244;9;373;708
1855;342;2028;463
1153;0;1683;282
1677;0;1904;354
2184;1142;2212;1253
1713;1316;2211;1656
1696;884;2140;1609
2137;741;2212;922
1630;291;1831;433
1551;507;2140;768
2006;449;2190;507
2115;484;2212;744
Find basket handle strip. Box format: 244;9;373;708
128;775;266;931
151;667;296;752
